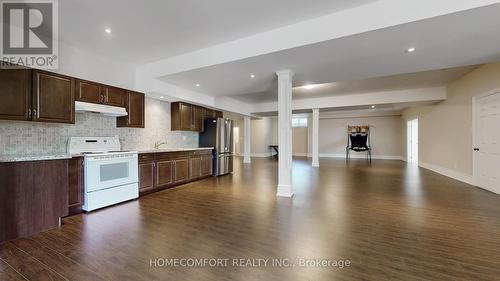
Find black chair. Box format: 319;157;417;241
346;127;371;162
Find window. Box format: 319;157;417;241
292;116;308;127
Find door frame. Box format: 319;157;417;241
472;88;500;187
407;118;418;164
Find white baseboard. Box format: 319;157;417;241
249;152;404;161
419;161;474;186
250;153;273;158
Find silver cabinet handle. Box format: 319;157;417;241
33;109;38;118
28;108;32;118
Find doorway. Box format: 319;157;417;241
473;91;500;194
407;119;419;164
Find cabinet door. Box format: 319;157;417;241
33;70;75;123
180;103;193;131
193;106;203;132
139;162;155;193
174;158;189;183
0;68;31;121
156;160;173;187
68;157;84;215
201;155;213;176
75;79;102;104
117;91;144;128
189;156;202;179
215;111;223;118
103;86;126;107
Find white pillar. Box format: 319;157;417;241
243;116;251;163
312;108;320;167
276;70;294;197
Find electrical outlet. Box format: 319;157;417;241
182;136;186;141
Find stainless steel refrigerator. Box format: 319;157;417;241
199;118;234;176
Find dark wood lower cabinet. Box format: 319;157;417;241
189;156;202;179
138;149;213;196
156;160;173;187
68;157;84;215
0;160;68;243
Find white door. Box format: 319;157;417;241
407;119;419;164
474;92;500;194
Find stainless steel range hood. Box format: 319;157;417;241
75;101;128;117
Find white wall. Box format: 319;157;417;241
316;115;403;159
57;42;136;90
402;62;500;182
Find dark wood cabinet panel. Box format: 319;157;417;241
0;160;68;243
117;91;144;128
75;79;101;104
138;150;212;197
139;162;155;193
0;68;31;121
174;159;189;183
215;110;223;118
171;102;223;132
156;160;173;187
193;106;203;132
180;103;193;131
103;86;126;107
33;70;75;124
68;157;84;215
189;157;202;179
201;155;213;176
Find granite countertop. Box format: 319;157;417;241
0;148;214;162
138;147;214;154
0;154;74;163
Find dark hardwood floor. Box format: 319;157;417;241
1;157;500;281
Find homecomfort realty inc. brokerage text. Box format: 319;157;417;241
150;257;352;269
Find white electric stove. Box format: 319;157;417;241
68;136;138;211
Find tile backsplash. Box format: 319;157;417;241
0;98;198;155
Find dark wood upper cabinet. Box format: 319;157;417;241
103;86;126;107
117;91;145;128
0;68;31;121
75;79;101;104
32;70;75;124
171;102;222;132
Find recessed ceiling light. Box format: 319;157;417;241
196;83;200;87
371;105;376;109
406;47;416;53
104;28;112;34
160;96;164;99
303;84;318;90
250;74;256;78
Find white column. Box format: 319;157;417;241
276;70;294;197
243;116;251;163
311;108;320;167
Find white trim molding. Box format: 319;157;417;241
419;161;474;186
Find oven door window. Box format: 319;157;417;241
100;162;129;182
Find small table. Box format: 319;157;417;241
269;145;279;158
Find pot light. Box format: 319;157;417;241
195;83;200;87
160;96;164;99
250;74;256;78
104;28;112;34
302;84;318;90
406;47;416;53
371;105;376;109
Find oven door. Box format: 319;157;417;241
85;154;138;192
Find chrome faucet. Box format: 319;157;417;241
154;141;167;150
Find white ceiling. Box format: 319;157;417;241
59;0;373;64
232;65;478;103
159;4;500;99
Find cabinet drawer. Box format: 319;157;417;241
139;153;155;162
